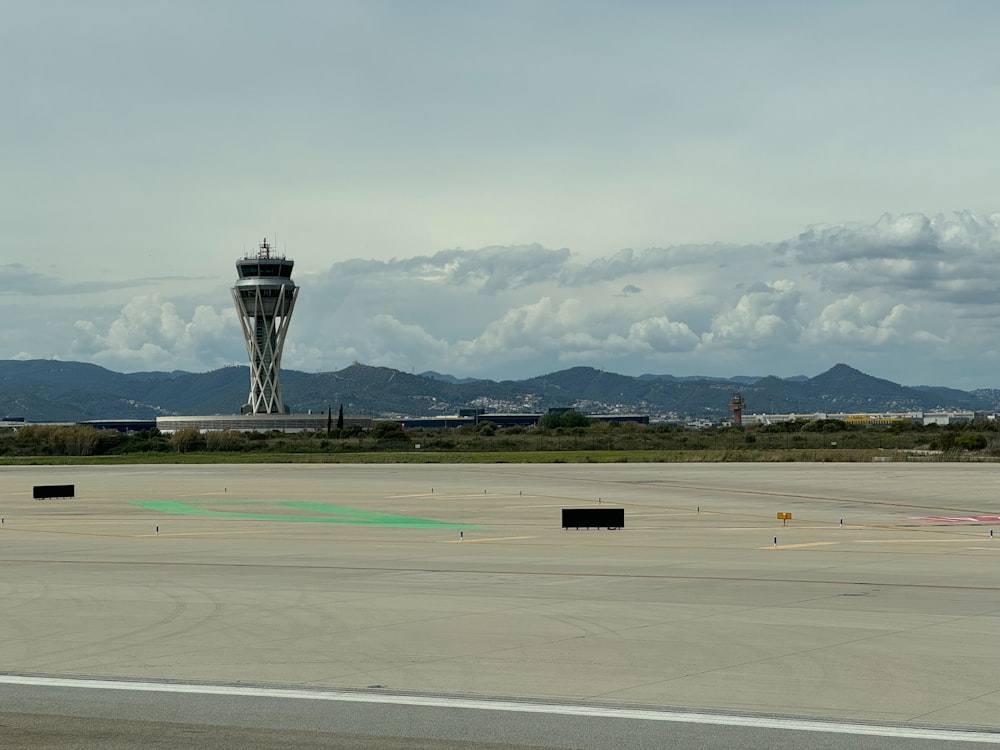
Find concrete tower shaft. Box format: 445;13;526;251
231;238;299;414
729;392;746;426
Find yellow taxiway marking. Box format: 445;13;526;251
760;542;838;550
724;526;842;531
429;494;521;500
503;503;573;509
387;493;510;500
444;535;536;544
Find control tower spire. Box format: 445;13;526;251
231;238;299;414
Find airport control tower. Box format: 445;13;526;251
232;238;299;414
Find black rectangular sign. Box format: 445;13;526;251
561;507;624;529
33;484;75;499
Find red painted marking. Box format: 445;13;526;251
912;515;1000;523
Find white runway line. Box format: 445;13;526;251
1;674;997;744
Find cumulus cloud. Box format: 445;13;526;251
156;212;1000;388
780;212;1000;304
628;317;700;352
7;210;1000;388
803;295;943;349
786;213;944;264
71;295;241;371
702;280;802;349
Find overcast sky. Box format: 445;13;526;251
5;1;1000;389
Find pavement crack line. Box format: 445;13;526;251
585;609;980;702
908;686;1000;723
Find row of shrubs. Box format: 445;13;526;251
0;415;996;457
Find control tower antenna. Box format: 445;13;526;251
231;237;299;414
729;392;746;426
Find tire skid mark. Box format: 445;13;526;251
2;557;998;592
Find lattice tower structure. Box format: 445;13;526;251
231;238;299;414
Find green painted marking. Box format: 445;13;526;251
131;500;475;529
279;502;465;527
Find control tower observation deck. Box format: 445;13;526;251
231;238;299;414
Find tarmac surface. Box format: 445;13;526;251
1;462;1000;747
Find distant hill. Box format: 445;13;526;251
0;360;180;421
0;360;995;421
418;371;482;385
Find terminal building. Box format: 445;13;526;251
157;413;371;434
154;411;647;434
739;411;981;427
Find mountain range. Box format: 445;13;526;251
0;360;997;423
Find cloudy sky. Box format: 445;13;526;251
5;1;1000;389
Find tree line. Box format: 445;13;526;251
0;413;997;457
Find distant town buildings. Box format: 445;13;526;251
1;410;992;434
724;411;984;428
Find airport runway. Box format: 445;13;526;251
1;462;999;747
